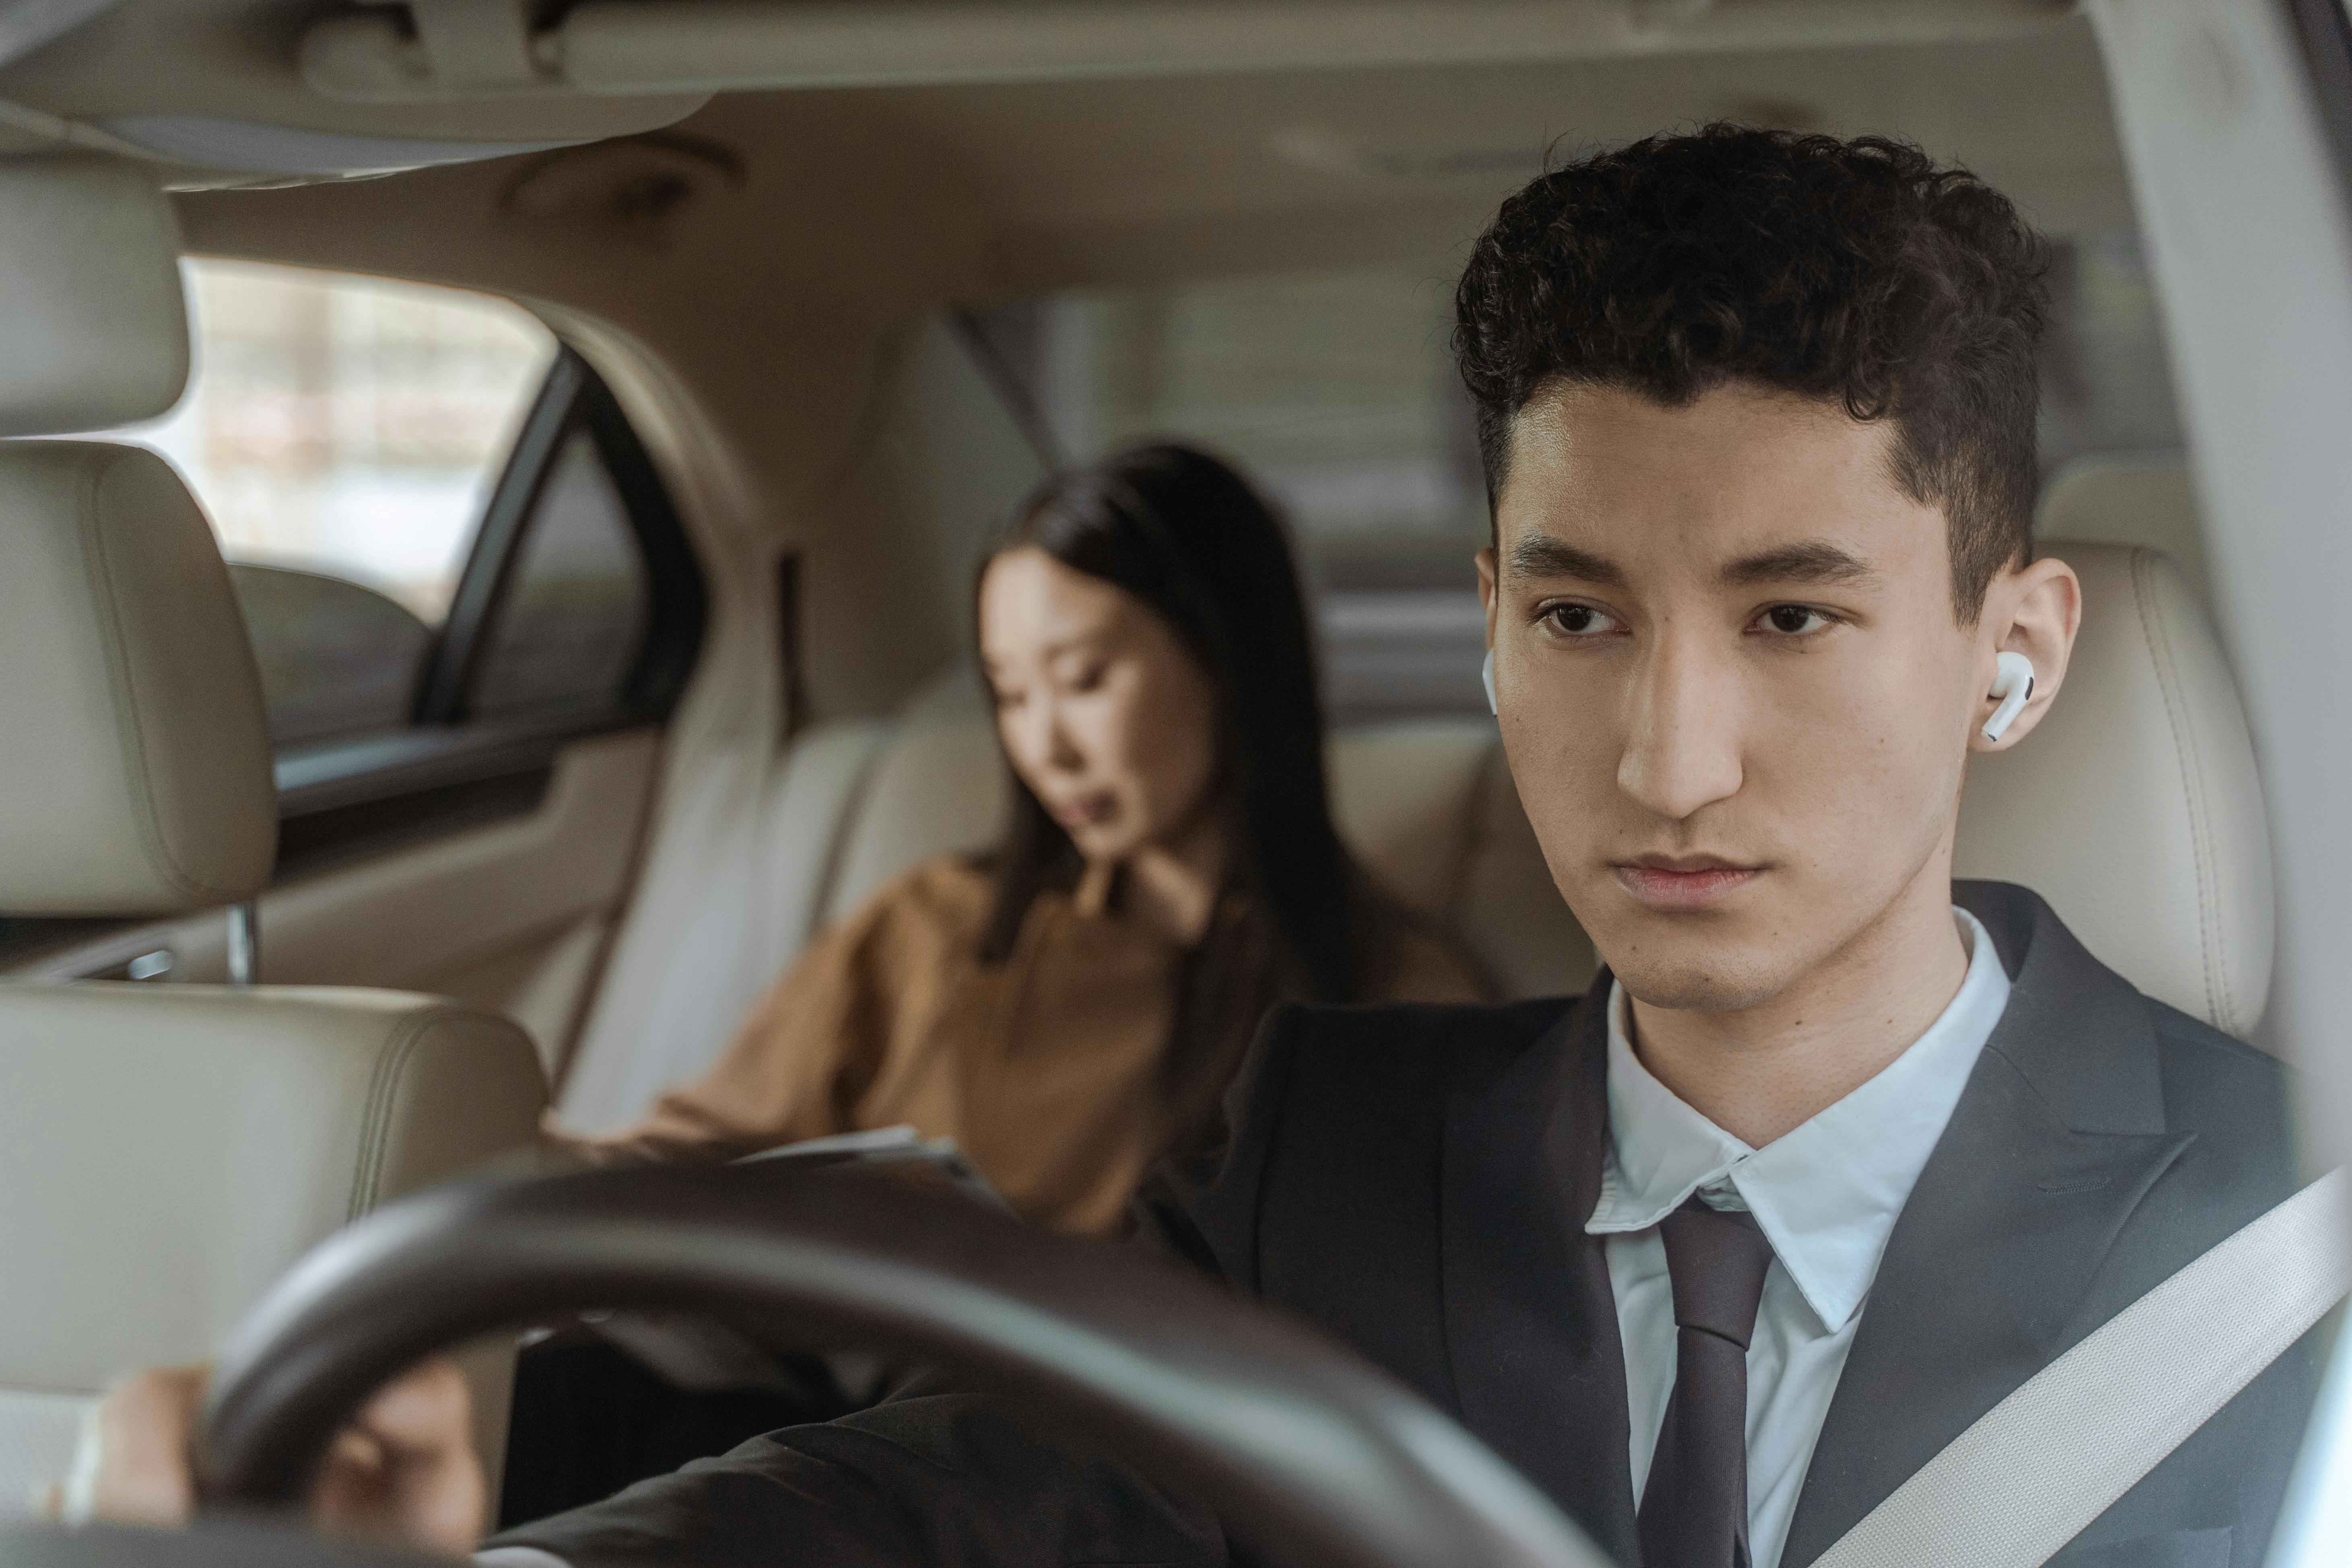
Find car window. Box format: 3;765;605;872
976;270;1486;723
114;259;558;748
468;429;653;721
973;232;2188;724
225;564;435;746
13;264;705;938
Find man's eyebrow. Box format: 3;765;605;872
1507;536;1627;587
1717;541;1878;589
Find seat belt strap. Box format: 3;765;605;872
1814;1168;2349;1568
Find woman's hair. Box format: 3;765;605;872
975;442;1375;1014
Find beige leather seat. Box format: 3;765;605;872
810;687;1598;998
562;532;2271;1129
0;160;548;1515
813;539;2271;1029
1954;540;2270;1035
2039;457;2210;607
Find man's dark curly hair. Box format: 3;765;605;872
1453;124;2051;622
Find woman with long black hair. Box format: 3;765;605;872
553;442;1485;1234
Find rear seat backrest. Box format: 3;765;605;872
1324;723;1597;998
1954;541;2272;1035
2037;457;2210;607
581;527;2267;1129
816;541;2268;1033
817;679;1598;999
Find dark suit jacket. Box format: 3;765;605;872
496;883;2320;1568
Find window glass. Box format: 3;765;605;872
107;259;557;747
1003;267;1487;722
226;564;432;748
2037;230;2185;468
468;430;652;721
1030;267;1483;556
145;259;557;620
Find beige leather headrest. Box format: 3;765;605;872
2037;458;2210;607
0;157;188;435
0;443;276;913
1954;542;2273;1036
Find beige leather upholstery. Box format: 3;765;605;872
0;441;276;913
0;158;188;436
567;535;2272;1131
0;425;546;1510
0;989;547;1389
1328;724;1595;999
2037;458;2208;607
561;682;1607;1128
812;683;1598;998
789;542;2271;1031
1954;542;2274;1035
0;987;547;1516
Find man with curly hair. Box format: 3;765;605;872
81;128;2319;1568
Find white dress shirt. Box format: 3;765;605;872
1585;907;2011;1568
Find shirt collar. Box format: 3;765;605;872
1585;907;2012;1333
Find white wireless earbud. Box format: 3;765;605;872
1981;650;2036;743
1482;649;1498;716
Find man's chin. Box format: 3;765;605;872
1583;916;1799;1013
1611;964;1789;1014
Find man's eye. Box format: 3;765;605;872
1757;604;1834;635
1065;663;1106;693
1543;603;1623;637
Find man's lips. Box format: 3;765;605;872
1610;857;1763;910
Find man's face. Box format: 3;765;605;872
1478;381;1990;1013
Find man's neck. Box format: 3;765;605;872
1625;862;1971;1148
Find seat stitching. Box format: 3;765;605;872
2132;549;2232;1031
72;450;216;902
348;1008;442;1221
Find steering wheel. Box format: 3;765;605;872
5;1163;1612;1568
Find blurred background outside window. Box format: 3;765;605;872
142;259;555;622
972;229;2186;725
99;260;559;748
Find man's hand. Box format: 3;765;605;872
51;1359;485;1561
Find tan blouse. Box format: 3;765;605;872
556;854;1486;1234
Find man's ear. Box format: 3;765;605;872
1970;555;2082;753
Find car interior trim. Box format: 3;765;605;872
417;352;592;725
300;0;2078;103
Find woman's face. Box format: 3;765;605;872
979;545;1221;865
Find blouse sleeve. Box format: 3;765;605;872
547;863;967;1166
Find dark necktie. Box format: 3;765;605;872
1636;1198;1776;1568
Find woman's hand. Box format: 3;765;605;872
51;1358;485;1561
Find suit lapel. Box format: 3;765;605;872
1441;984;1641;1566
1779;884;2194;1567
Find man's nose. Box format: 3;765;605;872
1616;633;1744;821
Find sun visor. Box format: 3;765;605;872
0;156;187;436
